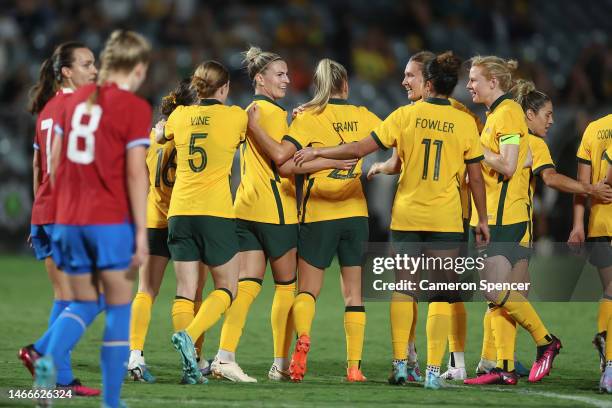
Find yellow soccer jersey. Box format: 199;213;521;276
576;114;612;237
146;129;176;228
234;95;297;225
284;99;381;223
470;94;530;227
373;97;483;233
449;97;484;221
165;100;247;218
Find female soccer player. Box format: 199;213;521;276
162;61;246;385
246;58;380;382
35;30;152;408
293;51;490;389
128;79;210;383
19;41;100;397
568;113;612;392
461;56;561;386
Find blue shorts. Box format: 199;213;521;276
51;223;135;274
31;224;54;260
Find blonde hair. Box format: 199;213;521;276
469;55;518;92
242;46;282;84
191;60;229;99
511;79;551;114
98;30;151;83
302;59;348;114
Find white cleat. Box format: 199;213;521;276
440;366;467;380
268;363;291;381
475;358;496;376
211;358;257;383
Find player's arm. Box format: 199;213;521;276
32;148;41;195
294;134;380;165
540;167;612;202
367;149;401;180
606;152;612;186
568;163;591;245
277;157;357;177
467;161;490;244
482;135;520;178
247;104;296;165
127;145;149;268
156;119;170;144
49;128;63;188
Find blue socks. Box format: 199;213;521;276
101;303;131;408
48;300;71;327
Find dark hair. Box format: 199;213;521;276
28;41;86;114
160;78;198;117
511;79;551;114
423;51;462;96
191;60;230;99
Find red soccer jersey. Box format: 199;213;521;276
31;89;74;225
54;83;151;225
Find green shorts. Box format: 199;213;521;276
236;219;298;259
470;222;531;266
391;230;464;256
298;217;369;269
588;236;612;268
167;215;239;266
148;228;170;258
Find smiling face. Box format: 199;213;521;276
527;100;554;137
466;65;494;105
402;60;425;102
256;60;290;100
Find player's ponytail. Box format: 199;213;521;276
469;55;518;92
191;60;230;99
511;79;551;115
423;51;462;96
160;78;198;117
242;46;282;87
302;58;347;114
28;41;87;114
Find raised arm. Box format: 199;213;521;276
247;104;296;165
293;134;380;166
278;157;357;177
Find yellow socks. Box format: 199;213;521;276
172;297;195;332
481;304;497;361
390;292;414;360
218;279;262;353
271;279;296;359
344;306;366;368
491;307;516;371
497;290;550;346
426;302;450;369
598;298;612;333
449;302;466;353
186;289;232;342
292;292;316;336
606;310;612;363
193;300;204;357
130;292;153;351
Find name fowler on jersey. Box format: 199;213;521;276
415;117;455;133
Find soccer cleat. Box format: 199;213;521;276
514;360;530;377
268;363;291;381
388;359;408;385
346;367;367;382
440;366;466;381
289;335;311;382
464;368;518;385
424;371;446;390
128;364;156;383
593;332;606;373
211;358;257;383
57;378;101;397
199;358;214;377
34;355;56;407
18;344;40;377
600;366;612;393
475;358;496;376
171;331;203;385
529;335;562;382
407;363;423;382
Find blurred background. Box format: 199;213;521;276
0;0;610;252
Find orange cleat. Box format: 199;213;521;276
289;334;311;382
346;367;367;382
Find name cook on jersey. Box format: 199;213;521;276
372;279;531;293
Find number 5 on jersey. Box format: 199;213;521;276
189;133;207;172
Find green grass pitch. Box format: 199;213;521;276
0;256;610;407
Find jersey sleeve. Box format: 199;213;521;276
531;137;555;175
604;145;612;164
361;107;382;132
164;107;181;141
576;124;592;164
371;107;403;150
496;108;523;140
464;120;484;163
284;113;314;150
236;107;248;144
126;98;152;149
